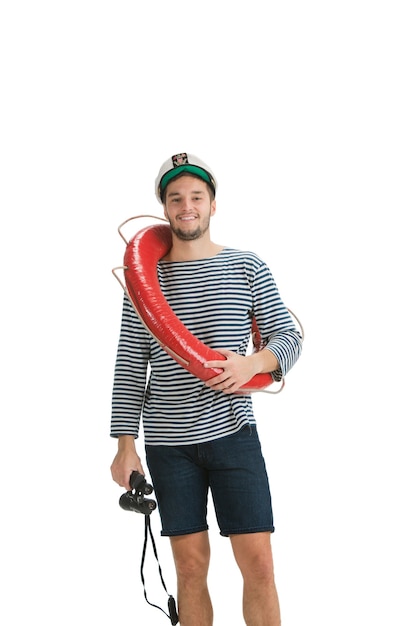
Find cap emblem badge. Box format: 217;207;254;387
171;153;189;167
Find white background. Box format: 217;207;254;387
1;1;416;625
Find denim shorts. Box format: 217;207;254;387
145;425;274;537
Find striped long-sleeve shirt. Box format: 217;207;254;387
111;247;302;445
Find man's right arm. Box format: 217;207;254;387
110;297;150;489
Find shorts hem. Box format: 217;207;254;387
220;526;275;538
161;524;209;537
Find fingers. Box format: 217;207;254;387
204;351;254;394
111;467;132;489
204;350;237;383
111;456;144;490
204;369;236;392
204;348;233;371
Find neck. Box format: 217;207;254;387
164;235;223;262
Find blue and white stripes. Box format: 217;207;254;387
111;248;302;445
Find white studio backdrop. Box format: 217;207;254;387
1;2;416;625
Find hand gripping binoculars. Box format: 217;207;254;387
119;471;157;515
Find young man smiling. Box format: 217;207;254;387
111;153;303;625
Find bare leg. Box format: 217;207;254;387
170;531;213;626
230;532;281;626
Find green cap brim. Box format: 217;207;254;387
159;165;215;196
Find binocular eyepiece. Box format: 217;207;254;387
119;471;157;515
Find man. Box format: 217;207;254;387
110;153;302;625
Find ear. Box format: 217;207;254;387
210;199;217;216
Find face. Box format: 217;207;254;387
163;175;216;241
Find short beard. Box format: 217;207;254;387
169;216;210;241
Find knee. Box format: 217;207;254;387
174;550;210;583
242;552;275;585
171;533;211;585
232;537;275;586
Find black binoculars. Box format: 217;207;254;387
119;471;157;515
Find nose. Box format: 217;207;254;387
182;197;194;211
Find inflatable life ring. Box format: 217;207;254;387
113;216;281;393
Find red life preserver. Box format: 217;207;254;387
122;223;275;392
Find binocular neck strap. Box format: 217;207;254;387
140;515;178;625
